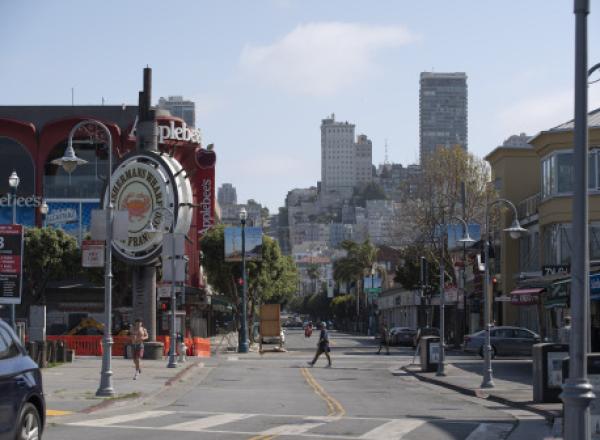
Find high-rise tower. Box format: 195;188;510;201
419;72;468;163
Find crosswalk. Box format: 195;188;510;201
64;409;515;439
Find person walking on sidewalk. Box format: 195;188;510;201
131;318;148;380
377;321;390;355
308;322;331;367
305;322;313;338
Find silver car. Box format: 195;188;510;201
463;326;541;358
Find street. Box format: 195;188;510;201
42;329;543;440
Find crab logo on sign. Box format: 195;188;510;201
106;152;193;264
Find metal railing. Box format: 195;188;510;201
517;193;541;221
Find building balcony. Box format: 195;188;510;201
518;192;541;224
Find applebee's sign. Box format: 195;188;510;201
129;117;201;145
198;178;213;236
159;121;201;144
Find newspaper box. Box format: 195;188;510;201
532;343;568;403
420;336;440;372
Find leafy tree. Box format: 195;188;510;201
306;264;321;295
200;225;298;342
23;227;81;306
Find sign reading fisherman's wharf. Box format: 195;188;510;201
106;152;193;264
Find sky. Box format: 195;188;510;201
1;1;599;212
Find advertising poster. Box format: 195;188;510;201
429;341;440;363
0;206;34;226
0;224;24;305
46;200;99;242
224;226;263;262
547;351;569;388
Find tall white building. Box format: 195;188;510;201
321;114;368;196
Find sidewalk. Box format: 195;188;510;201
400;360;562;422
43;356;204;416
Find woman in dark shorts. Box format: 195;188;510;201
131;319;148;380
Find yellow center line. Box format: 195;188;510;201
248;436;276;440
300;367;345;418
47;409;73;417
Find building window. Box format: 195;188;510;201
542;148;600;198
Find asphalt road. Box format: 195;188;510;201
44;329;532;440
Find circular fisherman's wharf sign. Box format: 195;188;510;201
106;152;193;264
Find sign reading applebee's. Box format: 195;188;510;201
105;152;193;264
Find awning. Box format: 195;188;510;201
510;288;544;305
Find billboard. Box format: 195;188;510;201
224;227;262;261
46;200;99;243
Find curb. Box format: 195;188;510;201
400;366;560;423
81;361;202;414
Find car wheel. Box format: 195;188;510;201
16;402;42;440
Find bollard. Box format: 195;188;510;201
178;341;187;363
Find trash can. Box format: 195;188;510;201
420;336;441;372
532;343;568;403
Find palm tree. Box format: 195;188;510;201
333;239;378;332
306;263;321;295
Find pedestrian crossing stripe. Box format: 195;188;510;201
65;410;515;439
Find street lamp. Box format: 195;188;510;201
238;207;249;353
143;207;178;368
52;120;115;397
40;200;48;227
437;216;475;376
8;170;19;330
481;198;526;388
561;2;595;438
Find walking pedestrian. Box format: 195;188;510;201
131;318;148;380
377;321;390;355
307;322;331;367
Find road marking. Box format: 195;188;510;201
69;410;175;427
259;422;326;436
47;409;73;416
301;367;345;418
162;413;253;431
360;419;425;439
465;423;514;440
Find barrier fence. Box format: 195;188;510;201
43;335;211;357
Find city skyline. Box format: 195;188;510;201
1;1;599;211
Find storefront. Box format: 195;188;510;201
0;106;217;335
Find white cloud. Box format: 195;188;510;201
239;22;417;96
498;86;600;136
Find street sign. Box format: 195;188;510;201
82;240;105;268
0;224;24;305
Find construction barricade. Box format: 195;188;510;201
47;335;103;356
192;337;211;357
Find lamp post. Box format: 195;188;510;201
481;198;527;388
561;2;595;438
143;207;178;368
52;120;115;397
437;216;475;377
238;207;249;353
8;171;19;331
40;200;48;227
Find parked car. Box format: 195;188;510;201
463;326;541;358
0;318;46;440
413;326;440;348
389;327;417;346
